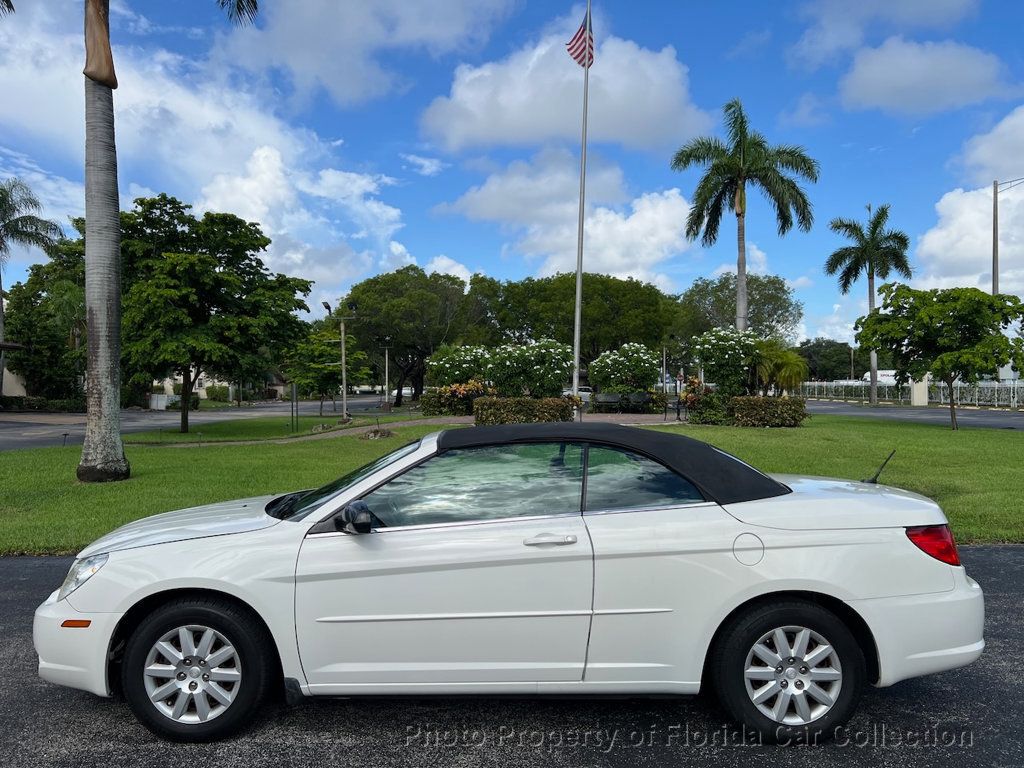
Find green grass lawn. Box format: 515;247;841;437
124;412;430;444
0;416;1020;555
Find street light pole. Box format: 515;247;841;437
340;315;348;421
993;179;999;295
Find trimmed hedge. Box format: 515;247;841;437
687;392;731;425
205;385;230;402
421;380;492;417
731;396;807;428
0;395;85;413
473;396;573;425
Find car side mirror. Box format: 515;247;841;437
336;501;374;534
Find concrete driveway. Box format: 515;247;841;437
1;547;1019;767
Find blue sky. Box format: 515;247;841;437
2;0;1023;341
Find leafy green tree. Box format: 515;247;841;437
426;344;490;386
671;98;819;331
857;283;1024;429
692;327;758;398
3;0;260;481
123;212;310;433
347;266;467;406
673;273;803;346
461;272;674;362
3;237;85;398
284;322;369;416
825;203;912;405
795;337;893;381
0;177;62;395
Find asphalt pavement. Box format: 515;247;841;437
806;399;1024;429
0;396;384;451
1;547;1020;767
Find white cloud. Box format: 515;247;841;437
961;105;1024;186
790;0;978;69
0;2;414;305
226;0;515;106
422;26;711;151
0;147;82;227
445;151;691;287
426;255;474;285
811;299;868;343
916;185;1024;296
713;242;769;277
400;154;449;177
380;240;417;271
445;148;627;228
840;37;1010;116
788;275;815;290
778;93;830;128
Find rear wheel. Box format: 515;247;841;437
711;600;865;744
122;598;273;741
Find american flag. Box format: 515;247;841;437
566;11;594;68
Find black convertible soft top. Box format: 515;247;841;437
435;422;791;505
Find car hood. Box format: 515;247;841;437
78;495;282;558
722;475;948;531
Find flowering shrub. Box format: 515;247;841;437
588;343;660;392
420;379;494;416
692;327;758;398
426;345;490;386
486;339;573;398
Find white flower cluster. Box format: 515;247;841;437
589;343;659;390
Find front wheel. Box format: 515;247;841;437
711;600;865;744
121;598;273;741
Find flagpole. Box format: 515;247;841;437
571;0;591;412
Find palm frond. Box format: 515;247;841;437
685;169;734;245
722;98;749;148
0;0;14;18
217;0;258;25
671;136;729;170
748;166;814;234
868;203;891;240
769;144;820;182
828;216;866;246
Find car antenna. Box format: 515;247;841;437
863;450;896;484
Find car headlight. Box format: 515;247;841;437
58;553;108;601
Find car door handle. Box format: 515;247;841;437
523;533;578;546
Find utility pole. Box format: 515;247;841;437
993;179;999;295
340;315;348;421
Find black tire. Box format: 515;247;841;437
121;597;273;742
711;599;865;745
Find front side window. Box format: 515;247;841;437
362;442;584;528
584;445;704;512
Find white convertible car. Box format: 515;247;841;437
34;423;984;742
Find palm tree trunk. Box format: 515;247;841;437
867;267;878;407
735;210;748;332
77;76;129;482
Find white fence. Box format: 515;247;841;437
800;380;1022;410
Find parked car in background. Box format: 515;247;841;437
561;386;592;402
862;370;898;385
34;423;983;743
389;387;414;398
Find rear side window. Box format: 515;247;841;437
585;445;704;512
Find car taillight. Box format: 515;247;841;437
906;525;960;566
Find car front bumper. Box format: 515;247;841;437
853;566;985;687
33;589;121;697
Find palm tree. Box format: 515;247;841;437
825;203;911;406
671;98;819;332
0;178;63;396
2;1;258;481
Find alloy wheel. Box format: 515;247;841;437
742;624;843;725
142;624;242;724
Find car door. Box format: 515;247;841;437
294;441;594;692
580;444;747;689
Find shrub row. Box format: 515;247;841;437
473;396;574;425
730;396;808;427
205;384;230;402
421;380;493;417
0;395;86;413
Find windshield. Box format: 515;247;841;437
267;439;422;521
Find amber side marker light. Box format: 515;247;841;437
61;619;91;628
